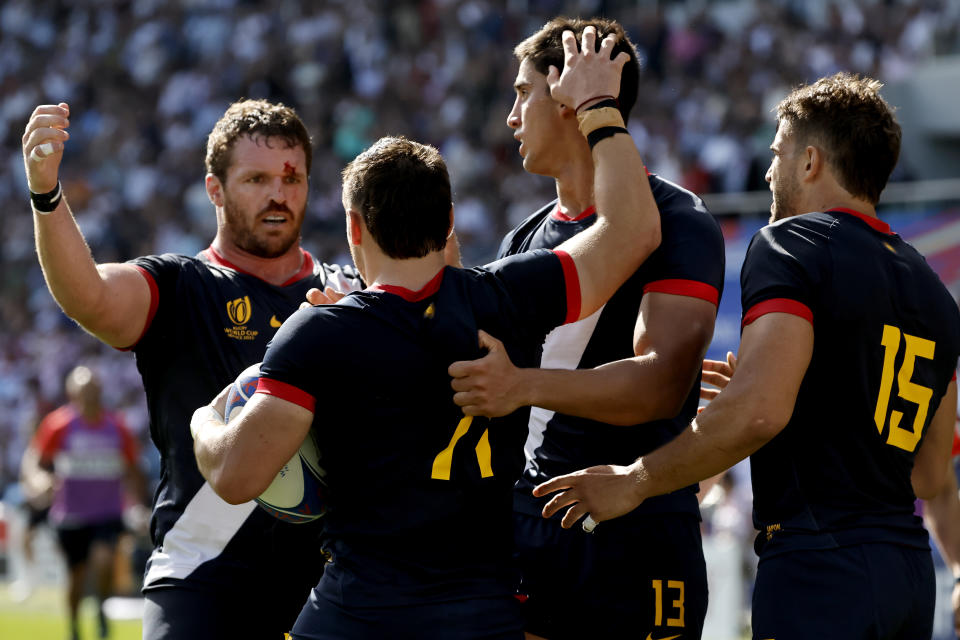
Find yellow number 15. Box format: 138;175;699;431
874;324;936;452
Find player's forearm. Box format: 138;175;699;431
925;471;960;576
572;133;660;318
525;356;690;426
194;419;257;505
633;373;783;500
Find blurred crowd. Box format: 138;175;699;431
1;0;960;500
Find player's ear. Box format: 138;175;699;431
802;145;823;182
347;210;363;246
206;174;224;207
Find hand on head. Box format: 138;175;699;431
546;27;629;112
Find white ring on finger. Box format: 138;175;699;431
582;515;598;534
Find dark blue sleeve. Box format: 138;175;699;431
481;249;573;337
740;217;829;327
125;253;193;350
642;201;725;306
257;307;340;412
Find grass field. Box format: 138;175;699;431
0;584;141;640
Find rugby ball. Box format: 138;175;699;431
225;363;328;523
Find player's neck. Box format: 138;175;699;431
210;237;305;286
807;176;877;218
366;252;447;293
554;157;595;218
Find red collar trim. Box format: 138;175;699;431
828;208;892;235
203;246;315;286
369;268;446;302
551;204;596;222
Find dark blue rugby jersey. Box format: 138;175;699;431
501;174;725;519
126;247;361;593
257;249;576;609
740;209;960;557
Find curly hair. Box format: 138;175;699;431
205;99;312;183
776;72;901;204
342;136;451;260
513;16;640;121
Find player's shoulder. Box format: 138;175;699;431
649;173;722;235
43;405;76;430
751;212;837;250
129;252;201;274
498;200;556;258
649;173;709;217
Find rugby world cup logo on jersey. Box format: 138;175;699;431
224;295;259;341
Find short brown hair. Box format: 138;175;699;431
205;99;312;183
514;16;640;121
342;136;451;260
776;72;901;204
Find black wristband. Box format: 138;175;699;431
587;126;629;150
585;98;620;113
30;181;62;213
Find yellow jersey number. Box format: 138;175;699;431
874;324;936;452
431;416;493;480
652;579;685;628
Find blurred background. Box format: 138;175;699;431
1;0;959;638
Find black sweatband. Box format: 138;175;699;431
587;126;629;150
30;181;62;214
585;98;620;113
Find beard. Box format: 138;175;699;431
222;193;303;258
770;172;802;223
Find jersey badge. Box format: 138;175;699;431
224;295;260;341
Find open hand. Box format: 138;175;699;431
533;463;645;529
546;27;629;111
699;350;738;402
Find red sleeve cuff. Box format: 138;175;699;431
552;249;581;324
643;279;719;306
116;266;160;351
743;298;813;328
255;378;316;413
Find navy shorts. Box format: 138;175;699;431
752;543;934;639
143;579;308;640
55;519;124;568
514;510;708;639
290;587;523;640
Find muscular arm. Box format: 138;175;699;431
193;392;313;504
452;293;715;424
912;379;957;499
547;29;660;321
535;312;813;527
25;104;151;348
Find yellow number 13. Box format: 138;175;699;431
874;324;936;452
